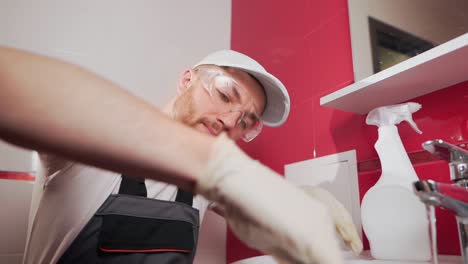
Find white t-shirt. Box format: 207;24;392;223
23;161;210;264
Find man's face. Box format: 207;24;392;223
172;65;266;141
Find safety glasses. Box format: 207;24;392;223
195;67;263;142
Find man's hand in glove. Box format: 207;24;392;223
299;186;363;255
196;134;344;264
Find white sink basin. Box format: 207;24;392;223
230;251;463;264
343;251;462;264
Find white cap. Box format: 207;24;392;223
193;50;290;127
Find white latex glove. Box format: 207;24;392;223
196;134;343;264
299;186;363;255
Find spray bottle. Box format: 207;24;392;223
361;102;431;261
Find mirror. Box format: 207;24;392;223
348;0;468;81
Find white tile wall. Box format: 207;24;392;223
0;141;38;173
0;180;34;264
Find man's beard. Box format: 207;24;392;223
172;90;196;125
172;91;222;135
172;91;207;128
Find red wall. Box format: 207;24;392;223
229;0;468;262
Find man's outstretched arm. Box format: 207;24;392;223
0;46;212;190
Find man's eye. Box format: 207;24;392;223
217;90;230;103
238;120;247;130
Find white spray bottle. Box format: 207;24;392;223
361;102;431;261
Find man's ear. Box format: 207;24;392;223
177;69;193;94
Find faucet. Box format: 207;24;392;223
413;139;468;263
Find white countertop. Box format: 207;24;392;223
231;251;463;264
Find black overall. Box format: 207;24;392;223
58;176;200;264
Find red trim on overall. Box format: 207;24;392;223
0;171;35;182
99;247;191;253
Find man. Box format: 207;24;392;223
0;47;361;264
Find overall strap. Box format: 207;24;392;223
175;188;194;206
120;175;193;206
119;175;147;197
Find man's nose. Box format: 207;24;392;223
218;110;243;130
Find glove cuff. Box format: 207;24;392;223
195;133;249;199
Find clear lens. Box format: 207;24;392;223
241;120;263;142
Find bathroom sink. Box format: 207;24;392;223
230;251;463;264
343;251;462;264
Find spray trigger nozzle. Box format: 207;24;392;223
406;118;422;134
366;102;423;134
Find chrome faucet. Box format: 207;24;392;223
413;139;468;263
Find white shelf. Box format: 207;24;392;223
320;33;468;114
